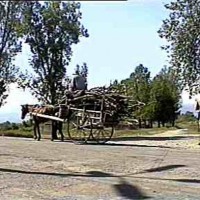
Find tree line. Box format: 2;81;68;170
110;64;181;128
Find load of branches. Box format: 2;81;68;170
60;86;145;122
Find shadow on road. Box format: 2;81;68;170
111;135;198;142
133;176;200;184
85;170;113;177
0;167;151;199
0;164;199;199
141;164;186;173
174;179;200;183
123;164;187;178
113;178;150;199
1;166;199;200
85;142;172;149
0;168;118;178
0;164;187;179
0;164;186;178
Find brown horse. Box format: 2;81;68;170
21;104;64;141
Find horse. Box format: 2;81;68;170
21;104;64;141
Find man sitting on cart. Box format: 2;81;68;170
60;70;87;104
70;70;87;92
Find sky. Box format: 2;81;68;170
0;0;196;122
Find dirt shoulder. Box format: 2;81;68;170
111;129;200;150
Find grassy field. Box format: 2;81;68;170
0;115;199;140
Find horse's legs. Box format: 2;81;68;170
58;122;64;141
51;121;56;141
52;121;64;141
33;123;37;140
36;122;41;141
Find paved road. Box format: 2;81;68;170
0;135;200;200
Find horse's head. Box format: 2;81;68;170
21;104;30;120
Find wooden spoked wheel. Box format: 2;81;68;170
91;123;114;144
67;111;92;144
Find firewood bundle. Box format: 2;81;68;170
63;86;145;122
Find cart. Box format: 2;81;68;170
59;93;118;144
30;87;144;144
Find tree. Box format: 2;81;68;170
18;1;89;105
150;66;181;127
111;64;152;127
0;1;23;107
0;80;7;107
18;1;89;139
158;0;200;95
126;64;152;127
110;79;127;95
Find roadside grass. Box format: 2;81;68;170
0;125;45;139
0;117;199;139
0;123;67;139
175;121;199;135
0;129;33;138
0;124;175;139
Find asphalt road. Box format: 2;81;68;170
0;134;200;200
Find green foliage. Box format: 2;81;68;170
18;1;89;104
0;79;7;106
177;113;196;123
158;0;200;95
150;66;181;123
129;64;151;119
0;120;33;138
111;64;181;126
0;1;23;107
0;121;20;131
124;64;151;100
0;129;33;138
112;64;152;119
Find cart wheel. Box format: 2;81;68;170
67;111;92;144
91;124;114;144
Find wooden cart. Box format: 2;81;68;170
30;95;117;144
60;94;118;144
31;88;144;144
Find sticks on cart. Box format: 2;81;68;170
60;86;145;121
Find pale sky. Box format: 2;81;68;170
0;0;195;122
